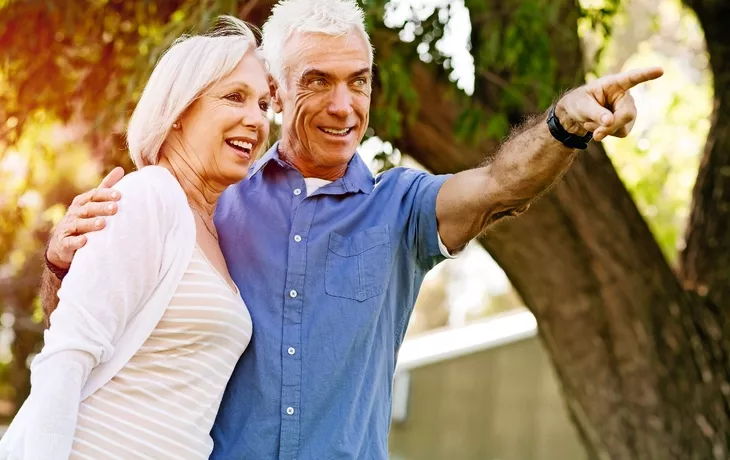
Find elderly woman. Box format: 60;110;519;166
0;15;270;460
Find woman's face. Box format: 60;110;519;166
170;51;271;185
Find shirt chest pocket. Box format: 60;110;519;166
325;225;391;302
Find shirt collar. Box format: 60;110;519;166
249;142;288;177
249;141;374;195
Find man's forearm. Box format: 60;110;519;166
484;111;577;213
40;266;62;328
436;110;579;251
438;66;660;251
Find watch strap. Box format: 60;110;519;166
546;105;593;150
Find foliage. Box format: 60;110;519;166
605;55;712;261
0;0;253;166
597;0;712;261
578;0;621;72
0;0;239;417
364;0;450;142
0;0;716;424
0;115;102;417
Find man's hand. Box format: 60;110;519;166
435;66;664;253
554;66;664;142
47;167;125;270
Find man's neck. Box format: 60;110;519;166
277;142;349;181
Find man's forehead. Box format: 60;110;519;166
282;30;370;72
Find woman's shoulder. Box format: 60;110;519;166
74;165;195;272
113;165;188;214
114;165;181;194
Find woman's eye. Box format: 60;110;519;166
259;100;270;111
225;92;244;102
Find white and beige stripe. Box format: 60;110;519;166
70;246;251;459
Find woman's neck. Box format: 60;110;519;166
157;155;223;218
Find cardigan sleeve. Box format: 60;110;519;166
22;169;170;459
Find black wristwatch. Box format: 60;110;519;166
546;105;593;150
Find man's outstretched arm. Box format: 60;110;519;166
436;67;664;252
40;167;125;325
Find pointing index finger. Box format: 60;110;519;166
605;66;664;92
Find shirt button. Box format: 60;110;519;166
289;290;298;298
286;407;295;415
294;235;302;243
288;347;296;355
293;188;302;196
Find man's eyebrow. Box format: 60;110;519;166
348;68;372;79
299;68;332;81
298;67;372;81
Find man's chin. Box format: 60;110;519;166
324;147;358;165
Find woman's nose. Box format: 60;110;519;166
243;107;268;130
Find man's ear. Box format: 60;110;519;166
269;76;283;113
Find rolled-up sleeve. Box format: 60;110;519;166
403;171;451;269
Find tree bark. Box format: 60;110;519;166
679;0;730;317
368;0;730;458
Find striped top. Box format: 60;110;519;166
69;246;251;460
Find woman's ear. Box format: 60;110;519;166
269;76;283;113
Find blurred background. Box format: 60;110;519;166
0;0;724;458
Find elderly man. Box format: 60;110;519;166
41;0;662;458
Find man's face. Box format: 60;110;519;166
275;30;372;179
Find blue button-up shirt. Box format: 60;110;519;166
210;143;449;459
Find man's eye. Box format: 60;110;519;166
311;78;326;87
354;78;367;87
225;92;244;102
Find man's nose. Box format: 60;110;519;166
327;84;354;118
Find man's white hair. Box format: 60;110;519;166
127;16;260;168
261;0;373;86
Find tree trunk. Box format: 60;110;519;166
368;0;730;458
679;0;730;319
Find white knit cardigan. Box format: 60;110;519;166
0;166;197;459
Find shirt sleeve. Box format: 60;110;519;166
437;230;465;259
403;170;452;269
21;170;167;459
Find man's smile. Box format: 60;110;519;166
318;126;354;136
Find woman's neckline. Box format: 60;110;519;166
193;244;239;296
